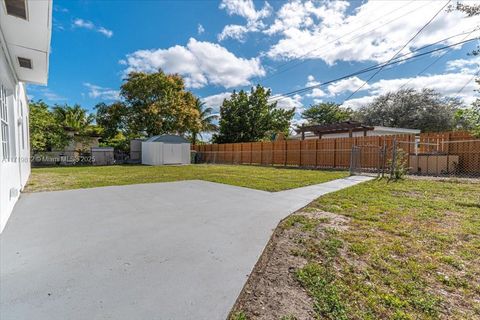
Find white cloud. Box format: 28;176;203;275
122;38;265;88
306;75;320;87
219;0;272;22
218;0;272;41
341;95;376;110
218;24;250;42
83;83;120;100
198;24;205;35
73;18;113;38
327;76;368;96
307;88;327;98
446;56;480;74
342;72;480;109
272;93;303;112
29;87;66;102
73;18;94;29
201;92;232;113
304;75;326;98
290;117;308;130
265;0;348;36
265;1;479;64
98;27;113;38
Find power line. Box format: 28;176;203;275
342;0;451;102
268;37;478;102
258;0;427;84
268;30;478;100
269;38;477;101
455;69;480;97
398;27;479;91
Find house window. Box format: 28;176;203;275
1;84;9;161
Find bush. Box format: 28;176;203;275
388;148;409;180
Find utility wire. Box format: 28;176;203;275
257;0;422;84
268;30;478;101
398;27;479;91
455;68;480;97
342;0;451;102
268;37;478;102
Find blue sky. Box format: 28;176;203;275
29;0;480;125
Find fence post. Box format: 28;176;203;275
260;142;263;165
349;146;356;175
390;139;397;177
271;142;274;166
299;140;302;167
250;143;253;165
333;139;337;168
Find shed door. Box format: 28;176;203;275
163;144;182;164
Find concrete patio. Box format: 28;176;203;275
0;176;371;320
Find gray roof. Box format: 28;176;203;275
145;135;189;144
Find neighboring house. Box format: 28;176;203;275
64;131;101;155
0;0;52;232
292;122;420;140
31;131;101;166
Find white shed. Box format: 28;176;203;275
141;135;191;165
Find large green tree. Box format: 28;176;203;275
29;101;70;151
95;102;128;140
301;102;353;125
213;85;295;143
120;71;200;136
455;79;480;137
452;2;479;137
190;98;218;145
356;88;462;132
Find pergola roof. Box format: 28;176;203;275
295;121;374;137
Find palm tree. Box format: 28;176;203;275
191;98;218;145
53;104;94;134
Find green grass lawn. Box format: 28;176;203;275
26;164;347;192
283;179;480;319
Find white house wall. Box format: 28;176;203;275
0;47;31;233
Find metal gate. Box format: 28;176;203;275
349;144;391;177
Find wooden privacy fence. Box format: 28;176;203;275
193;134;415;169
192;131;480;177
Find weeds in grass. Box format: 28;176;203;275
281;215;320;231
290;179;480;319
230;311;247;320
296;263;348;320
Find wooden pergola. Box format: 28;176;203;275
296;121;374;140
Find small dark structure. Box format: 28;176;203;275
296;121;374;140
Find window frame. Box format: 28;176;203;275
0;84;10;161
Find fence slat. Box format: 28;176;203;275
193;131;479;177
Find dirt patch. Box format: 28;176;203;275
229;210;349;320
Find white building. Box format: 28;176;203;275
142;135;191;165
0;0;52;232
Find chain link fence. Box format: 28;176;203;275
194;138;480;178
31;150;137;167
